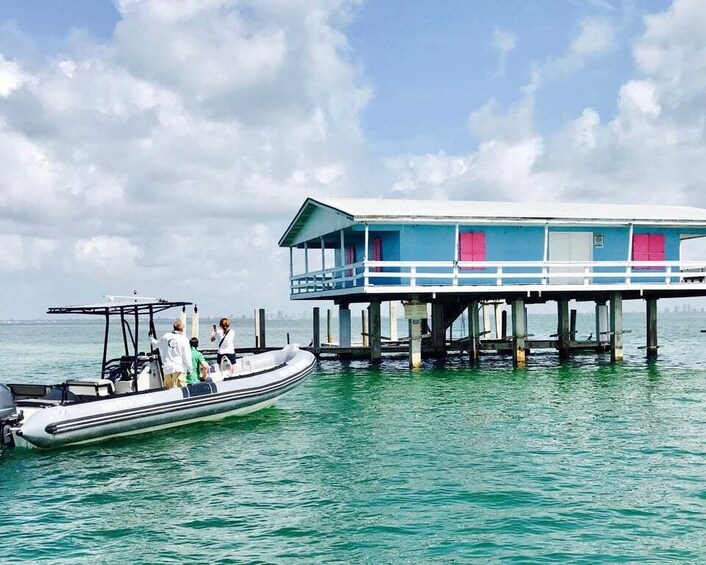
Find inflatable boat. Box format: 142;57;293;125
0;298;316;449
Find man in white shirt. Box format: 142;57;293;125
152;320;192;389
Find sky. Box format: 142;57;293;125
2;0;706;318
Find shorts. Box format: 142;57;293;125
164;372;187;389
217;353;237;366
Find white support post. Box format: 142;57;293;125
254;308;260;349
340;230;345;288
494;302;503;339
610;293;623;362
595;301;609;345
542;223;549;285
389;301;398;341
627;223;634;284
453;224;459;286
364;223;369;287
482;303;491;340
512;299;527;367
409;319;422;369
339;304;351;348
321;237;326;271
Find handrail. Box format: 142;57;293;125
289;259;706;294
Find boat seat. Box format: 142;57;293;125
65;379;115;397
7;383;52;399
16;398;63;408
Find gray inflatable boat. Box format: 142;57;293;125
0;298;316;450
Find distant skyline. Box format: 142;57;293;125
2;0;706;318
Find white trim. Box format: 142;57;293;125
304;241;309;274
321;237;326;270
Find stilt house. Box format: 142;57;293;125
279;197;706;365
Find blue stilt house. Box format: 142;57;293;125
279;197;706;302
280;197;706;365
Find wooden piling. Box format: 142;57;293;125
361;309;369;347
501;309;508;340
339;304;351;347
570;309;577;341
369;302;382;363
312;307;321;355
469;301;480;363
258;308;266;350
646;297;658;359
512;299;527;367
431;303;446;355
557;300;570;360
610;293;623;362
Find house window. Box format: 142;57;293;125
459;232;486;269
632;233;665;270
371;237;382;272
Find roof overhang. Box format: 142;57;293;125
280;197;706;246
278;197;355;247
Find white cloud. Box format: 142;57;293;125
72;236;143;274
492;27;517;76
0;54;27;97
0;0;372;315
384;0;706;210
0;235;56;271
548;17;617;76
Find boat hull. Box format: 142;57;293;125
9;346;315;449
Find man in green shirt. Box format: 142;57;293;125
187;337;210;384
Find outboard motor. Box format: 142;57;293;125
0;383;19;448
0;384;17;422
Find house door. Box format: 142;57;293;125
548;232;593;284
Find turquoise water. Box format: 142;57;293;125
1;313;706;563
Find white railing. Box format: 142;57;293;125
290;260;706;295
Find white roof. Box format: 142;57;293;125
314;197;706;223
279;196;706;246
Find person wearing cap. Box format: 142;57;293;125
151;320;192;389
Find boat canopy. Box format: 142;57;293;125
47;296;193;380
47;297;192;317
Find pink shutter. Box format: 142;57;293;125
459;232;486;270
633;233;665;270
648;234;665;261
371;238;382;272
632;234;650;262
346;244;356;277
471;232;486;261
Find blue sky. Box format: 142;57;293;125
347;0;670;154
0;0;703;317
0;0;669;154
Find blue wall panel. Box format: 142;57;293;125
323;222;688;288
